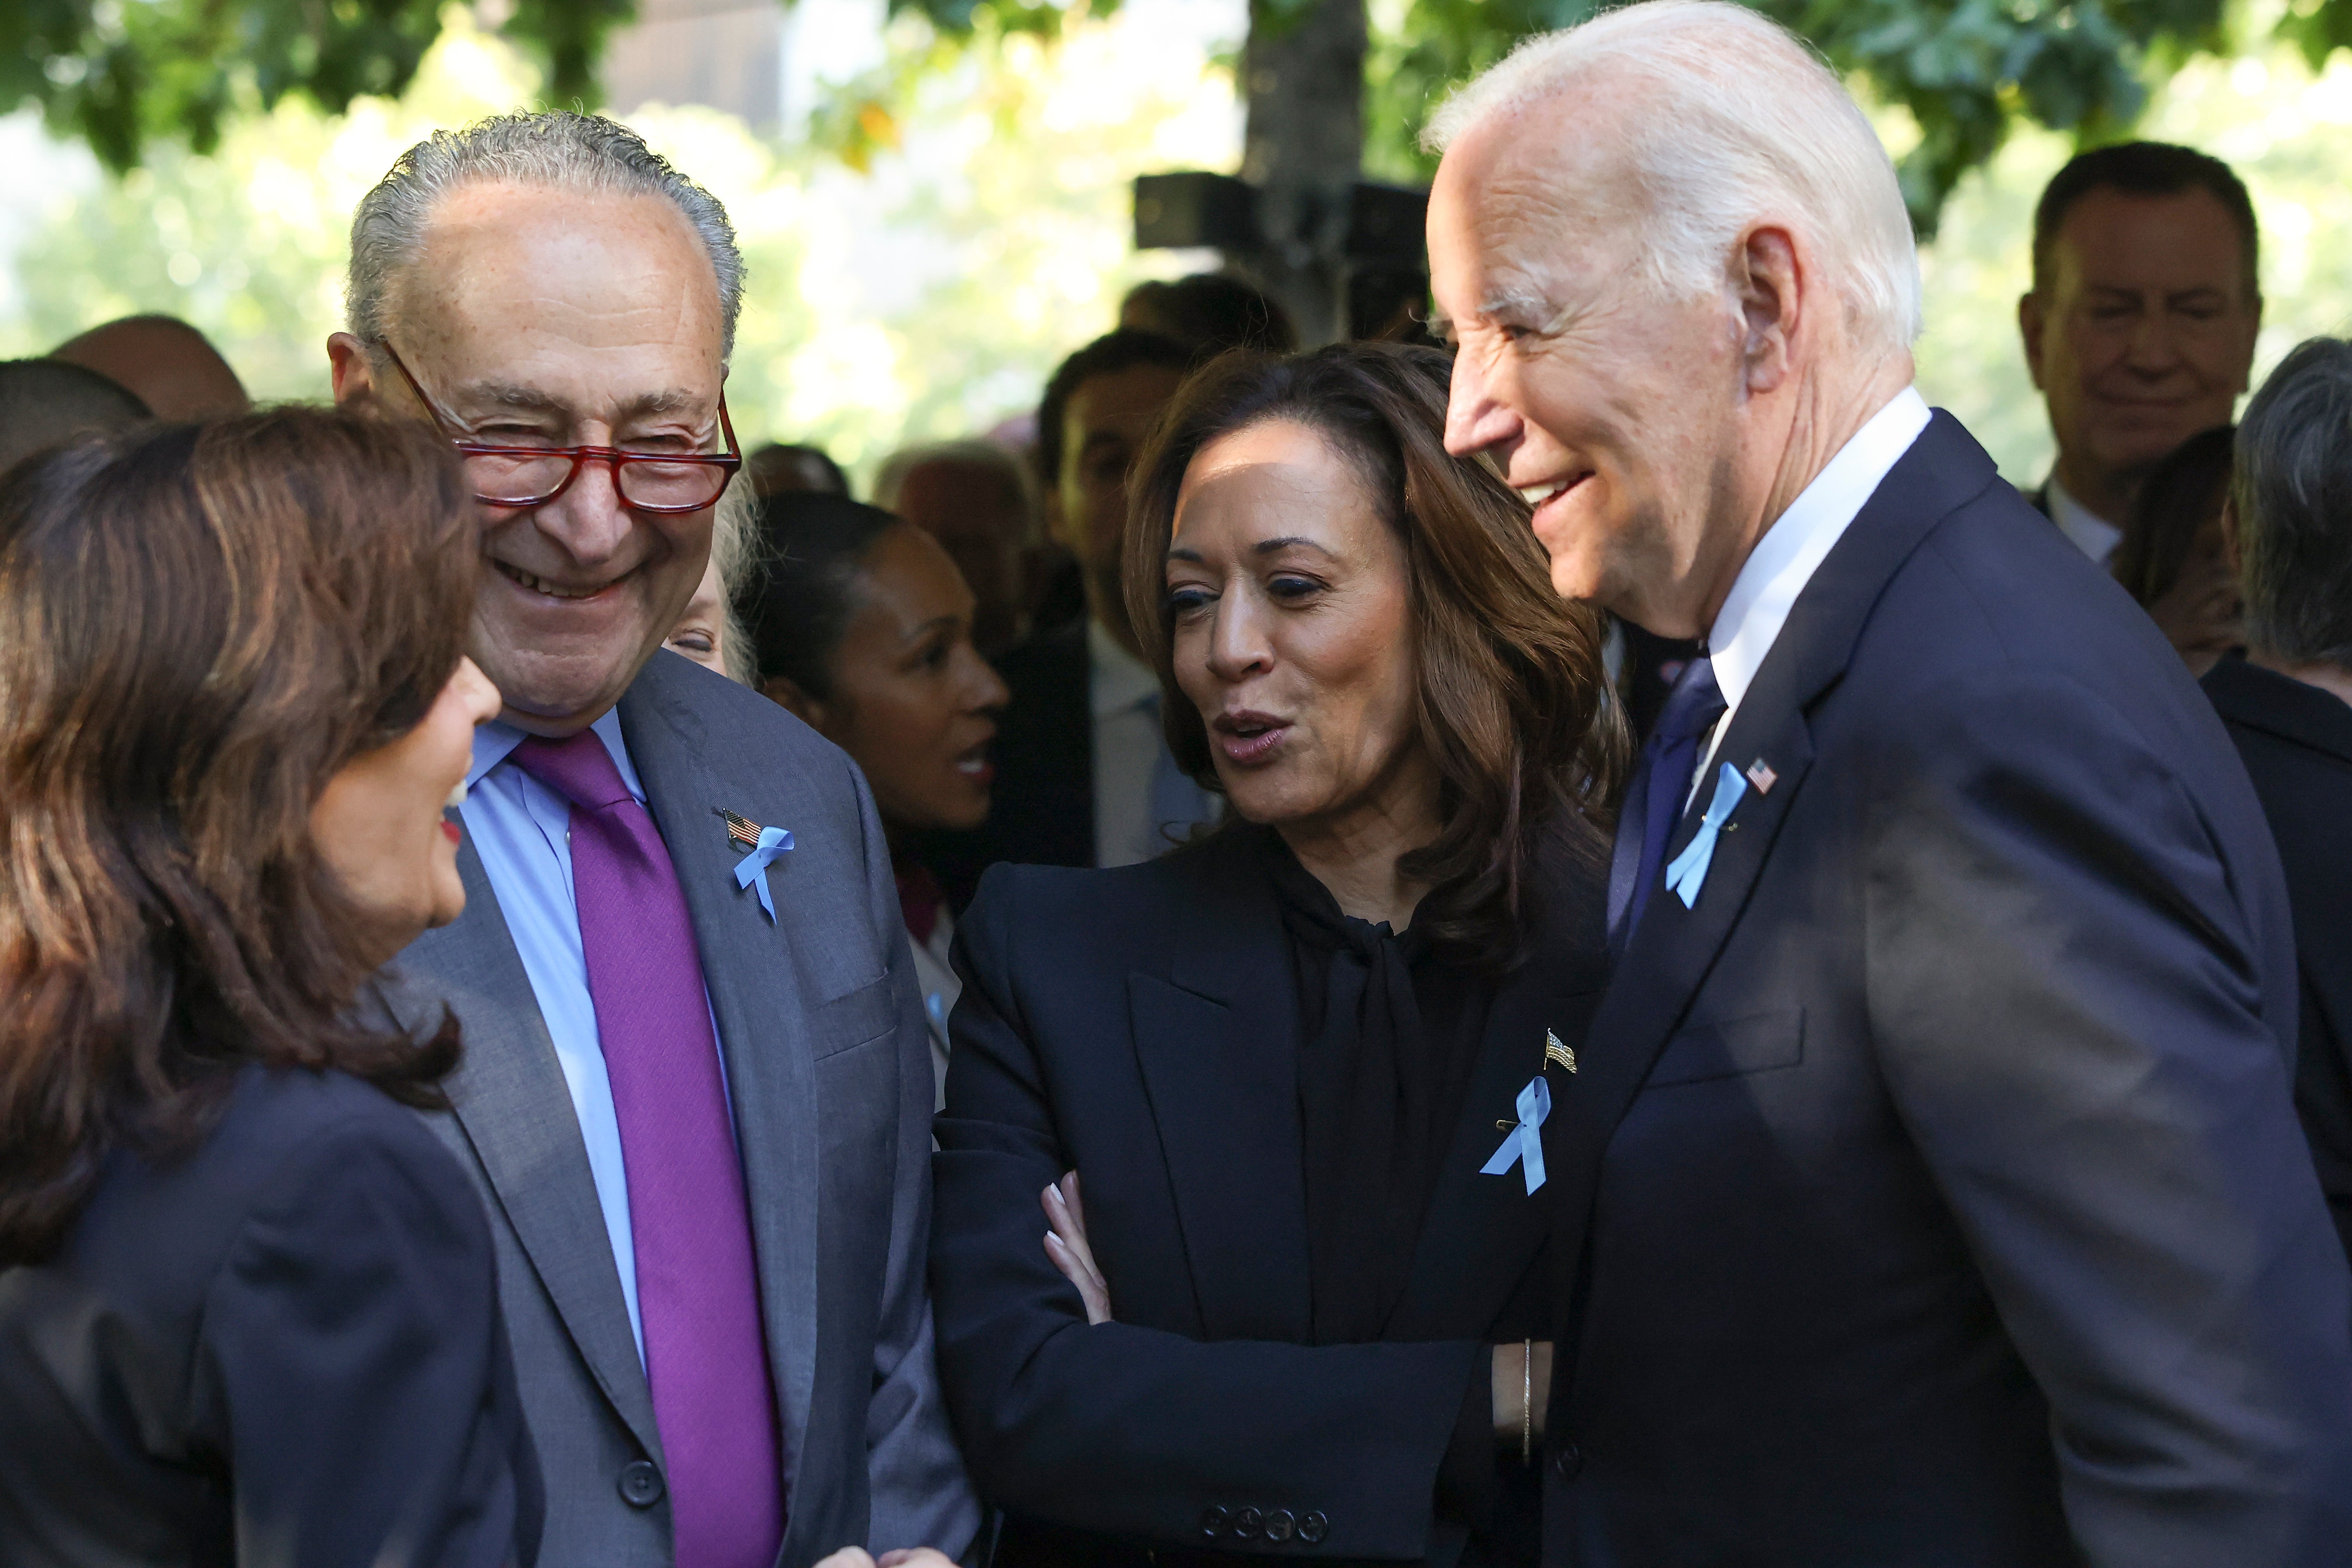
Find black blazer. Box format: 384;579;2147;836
2204;654;2352;1262
923;620;1094;909
0;1065;540;1568
1542;415;2352;1565
932;827;1608;1565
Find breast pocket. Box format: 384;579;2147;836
1645;1006;1805;1089
808;974;898;1060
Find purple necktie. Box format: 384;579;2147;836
510;730;784;1568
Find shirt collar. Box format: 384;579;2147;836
1706;386;1932;716
1088;615;1162;719
467;705;646;802
2043;473;2124;564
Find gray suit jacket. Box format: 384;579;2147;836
377;649;977;1568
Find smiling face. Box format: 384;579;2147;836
331;180;730;735
2021;186;2260;518
774;524;1008;833
1164;418;1433;836
311;656;503;966
1428;108;1755;637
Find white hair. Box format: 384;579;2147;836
1424;0;1921;355
346;110;745;361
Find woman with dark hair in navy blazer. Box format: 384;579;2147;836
931;342;1624;1568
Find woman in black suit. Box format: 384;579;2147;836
931;343;1623;1568
0;411;536;1566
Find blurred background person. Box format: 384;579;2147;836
0;410;534;1566
1119;270;1298;357
747;439;851;498
50;312;251;423
2018;142;2262;564
737;493;1006;1103
933;343;1622;1568
666;483;758;684
743;493;1002;1105
873;438;1038;656
2203;337;2352;1266
2112;423;2240;673
925;328;1212;905
0;357;152;477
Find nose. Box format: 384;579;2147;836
531;457;635;565
456;656;503;724
2122;310;2186;376
1205;584;1273;683
959;643;1011;714
1445;349;1522;459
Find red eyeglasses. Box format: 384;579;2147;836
373;337;742;514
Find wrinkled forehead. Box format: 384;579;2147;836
395;180;728;412
1431;106;1642;316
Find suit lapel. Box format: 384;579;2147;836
619;665;835;1492
387;839;664;1460
1387;886;1609;1340
1126;838;1314;1342
1556;412;2001;1263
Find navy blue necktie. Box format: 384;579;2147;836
1607;654;1726;951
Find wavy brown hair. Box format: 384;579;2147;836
1124;341;1626;964
0;410;478;1264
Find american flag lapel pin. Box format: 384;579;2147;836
1545;1029;1577;1074
719;808;764;849
1745;758;1778;795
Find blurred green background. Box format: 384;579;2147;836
5;0;2349;485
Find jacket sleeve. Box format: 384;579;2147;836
1862;666;2352;1566
194;1109;542;1568
847;757;985;1562
931;867;1489;1561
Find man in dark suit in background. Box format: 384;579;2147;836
2204;335;2352;1263
331;111;975;1568
1427;3;2352;1563
2017;142;2261;564
926;330;1219;899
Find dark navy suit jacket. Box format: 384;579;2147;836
1542;414;2352;1565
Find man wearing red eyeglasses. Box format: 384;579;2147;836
329;110;977;1568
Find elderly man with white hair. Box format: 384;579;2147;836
329;112;977;1568
1427;4;2352;1562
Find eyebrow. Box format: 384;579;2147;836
1165;537;1339;563
451;382;714;423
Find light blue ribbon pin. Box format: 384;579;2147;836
732;826;795;921
1481;1076;1551;1195
1663;761;1747;909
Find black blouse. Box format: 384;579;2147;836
1263;831;1498;1345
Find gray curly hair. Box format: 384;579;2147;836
345;110;745;361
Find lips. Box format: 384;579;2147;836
1516;473;1590;519
493;559;621;601
951;738;995;790
1212;710;1290;767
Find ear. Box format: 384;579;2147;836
327;332;379;409
1043;471;1081;555
1736;226;1801;395
760;674;836;735
2017;292;2048;392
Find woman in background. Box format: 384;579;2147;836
738;492;1008;1102
2113;424;2239;674
0;411;536;1566
930;343;1623;1568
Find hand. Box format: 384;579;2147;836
815;1548;961;1568
1041;1170;1111;1325
1490;1340;1555;1456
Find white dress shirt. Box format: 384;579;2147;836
907;907;957;1111
1698;387;1933;784
1087;618;1219;867
2044;473;2123;565
459;707;730;1364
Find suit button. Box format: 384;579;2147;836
1552;1442;1583;1482
1199;1506;1229;1539
1298;1510;1329;1544
1233;1507;1262;1540
1264;1509;1295;1543
618;1458;664;1507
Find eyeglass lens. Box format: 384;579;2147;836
466;450;731;510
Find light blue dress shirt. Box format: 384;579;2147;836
460;709;730;1365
